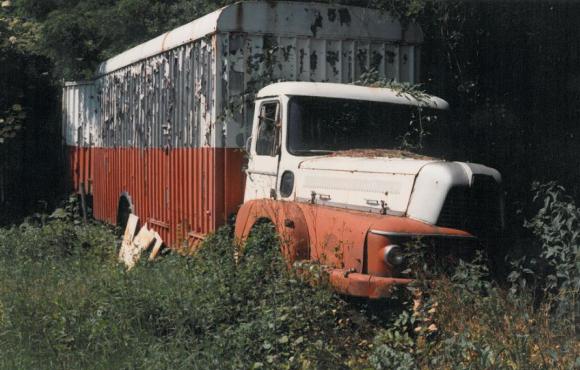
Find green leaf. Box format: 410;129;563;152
49;208;67;219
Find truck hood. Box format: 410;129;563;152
295;156;439;215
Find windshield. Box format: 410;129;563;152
287;96;441;156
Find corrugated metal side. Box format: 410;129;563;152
87;35;230;245
62;82;99;147
90;147;244;245
97;37;214;149
62;82;98;192
66;147;92;193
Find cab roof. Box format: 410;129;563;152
256;82;449;110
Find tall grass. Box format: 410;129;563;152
0;221;382;369
0;183;578;369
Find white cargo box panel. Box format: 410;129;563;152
62;81;100;148
66;1;423;151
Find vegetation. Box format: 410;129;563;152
0;218;382;369
0;184;578;369
0;1;579;368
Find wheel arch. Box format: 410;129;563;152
116;191;135;229
235;199;310;262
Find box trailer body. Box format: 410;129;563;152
62;1;424;246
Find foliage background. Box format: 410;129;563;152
0;1;578;368
1;0;579;230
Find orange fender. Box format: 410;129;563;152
235;199;310;263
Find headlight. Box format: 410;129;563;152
383;245;405;267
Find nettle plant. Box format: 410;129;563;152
513;182;580;322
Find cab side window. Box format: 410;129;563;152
256;102;280;156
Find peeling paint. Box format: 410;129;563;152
371;50;384;71
328;8;337;22
338;8;351;26
326;50;340;76
310;11;323;37
356;48;368;74
310;50;318;73
386;50;396;64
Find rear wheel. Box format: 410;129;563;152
116;195;133;232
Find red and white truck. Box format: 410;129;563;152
62;1;503;297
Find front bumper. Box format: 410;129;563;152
328;269;413;299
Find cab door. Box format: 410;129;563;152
244;100;281;201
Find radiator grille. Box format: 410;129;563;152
397;236;483;278
437;175;502;237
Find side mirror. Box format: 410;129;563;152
245;136;253;153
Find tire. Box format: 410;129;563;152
116;195;133;232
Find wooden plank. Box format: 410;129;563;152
125;223;156;270
118;214;139;266
149;232;163;261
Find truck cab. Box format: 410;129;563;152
235;82;504;298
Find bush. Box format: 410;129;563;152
1;182;579;369
0;220;381;369
520;182;579;321
370;182;579;370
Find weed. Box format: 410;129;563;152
0;183;578;369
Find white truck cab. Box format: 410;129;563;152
245;82;503;230
236;82;504;297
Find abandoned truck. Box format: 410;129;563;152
62;1;504;298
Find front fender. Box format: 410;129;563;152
235;200;310;262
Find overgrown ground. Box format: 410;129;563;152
0;184;578;369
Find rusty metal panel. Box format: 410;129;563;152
89;146;244;246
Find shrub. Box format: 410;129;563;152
370;182;579;369
1;182;579;369
518;182;579;322
0;221;381;369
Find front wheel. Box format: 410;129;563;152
238;219;279;260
